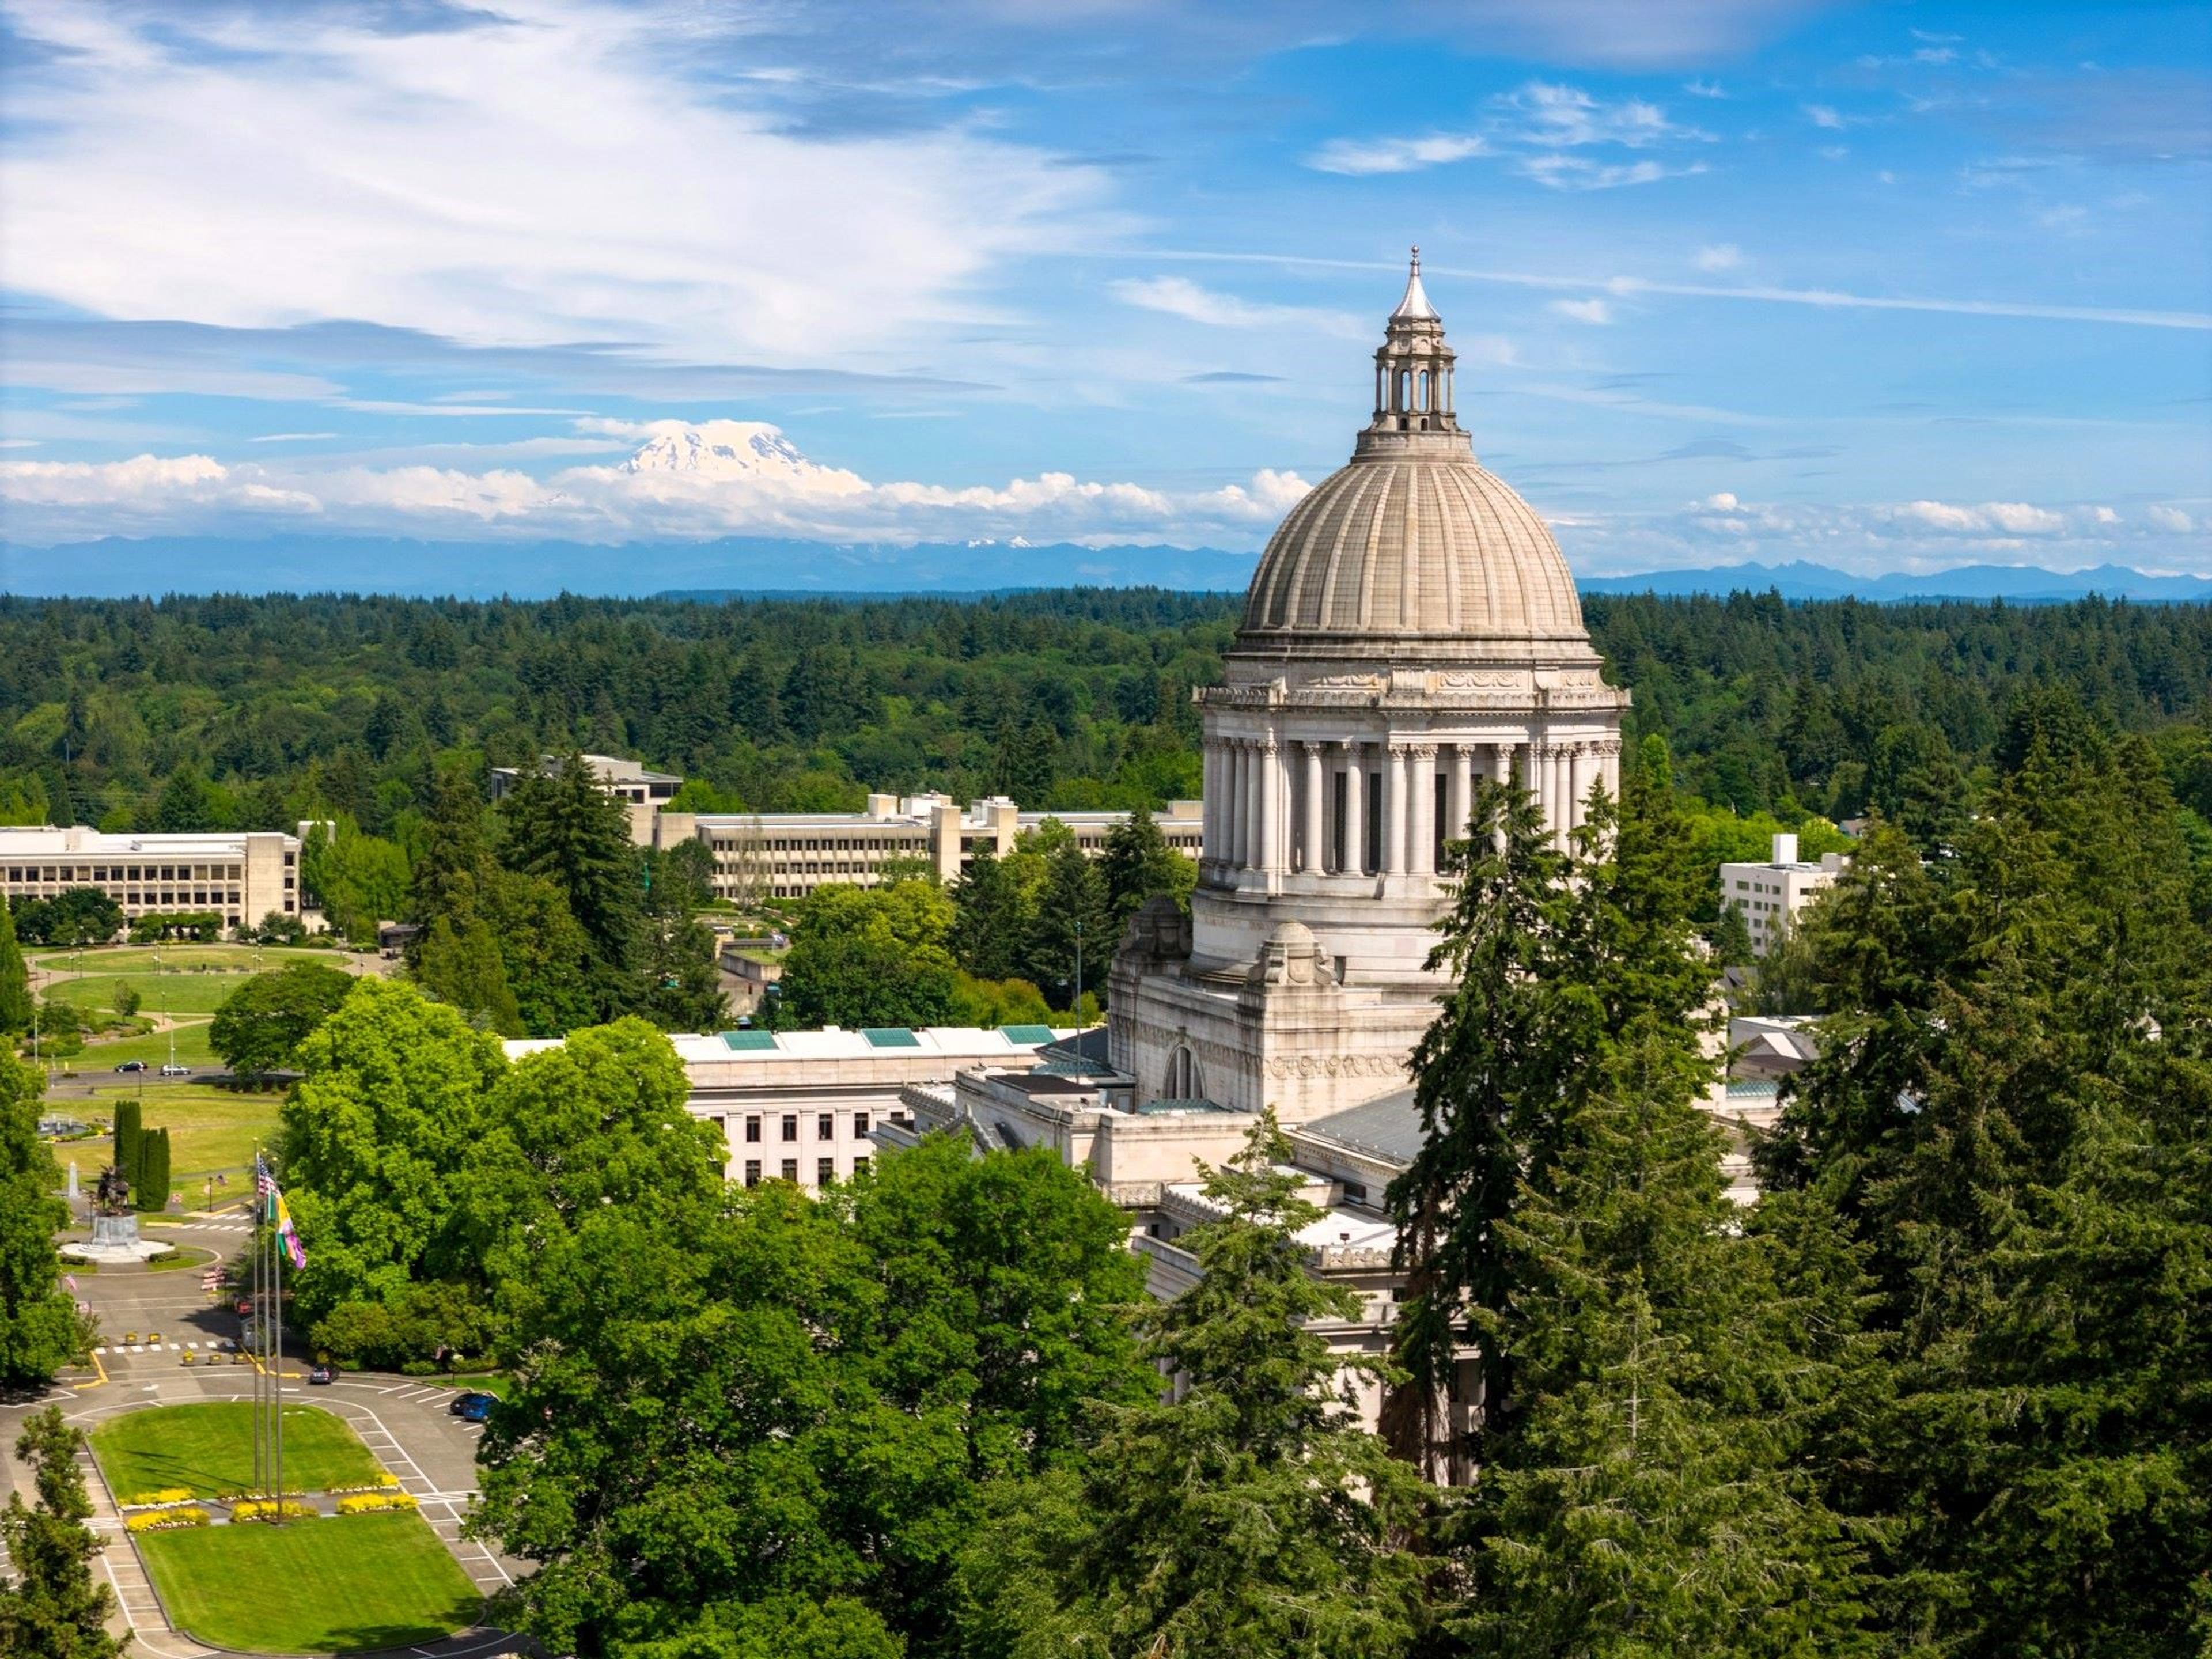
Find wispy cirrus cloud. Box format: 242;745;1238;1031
1108;276;1365;336
1302;79;1713;188
1304;133;1488;176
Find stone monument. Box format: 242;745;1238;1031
62;1163;174;1265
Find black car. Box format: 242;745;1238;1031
450;1391;497;1422
306;1362;339;1385
115;1060;147;1074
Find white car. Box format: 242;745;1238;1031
158;1063;191;1078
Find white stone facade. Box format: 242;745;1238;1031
1109;251;1630;1124
1720;831;1844;954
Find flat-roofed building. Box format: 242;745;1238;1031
502;1022;1074;1192
0;825;302;936
660;793;1203;902
1719;832;1846;955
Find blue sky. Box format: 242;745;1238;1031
2;0;2208;579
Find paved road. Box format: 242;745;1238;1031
1;1229;532;1658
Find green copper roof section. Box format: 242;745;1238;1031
862;1027;922;1048
998;1024;1056;1046
720;1029;779;1051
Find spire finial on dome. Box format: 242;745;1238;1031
1391;246;1439;324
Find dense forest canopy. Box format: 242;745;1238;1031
1;588;2206;875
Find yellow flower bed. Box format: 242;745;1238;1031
230;1499;318;1522
334;1491;419;1515
127;1506;210;1532
122;1487;196;1509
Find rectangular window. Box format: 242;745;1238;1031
781;1114;798;1142
780;1159;798;1182
853;1111;870;1138
744;1115;761;1143
817;1157;835;1186
743;1160;760;1187
817;1113;834;1141
851;1155;869;1175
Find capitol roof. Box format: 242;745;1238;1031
1234;252;1590;660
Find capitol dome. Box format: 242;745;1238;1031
1235;250;1588;661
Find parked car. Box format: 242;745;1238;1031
306;1363;339;1385
450;1391;497;1423
158;1063;191;1078
115;1060;147;1074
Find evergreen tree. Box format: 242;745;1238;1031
418;915;526;1037
636;844;726;1033
0;1408;126;1659
135;1127;170;1214
949;849;1033;983
1022;842;1108;1011
965;1111;1434;1659
501;751;641;1009
1;1056;84;1387
110;1099;142;1200
150;764;223;832
408;766;496;942
0;899;31;1036
482;869;599;1039
1096;805;1193;944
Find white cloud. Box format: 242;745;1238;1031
1519;156;1701;191
0;2;1114;366
1304;133;1487;176
1683;79;1727;99
1893;499;2069;535
0;420;1316;547
1704;492;1740;510
1984;501;2065;533
1694;243;1743;271
1502;82;1694;149
1548;297;1613;324
1804;103;1847;130
2149;504;2195;532
1108;278;1363;336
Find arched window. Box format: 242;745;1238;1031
1396;369;1410;411
1164;1044;1205;1101
1416;369;1430;411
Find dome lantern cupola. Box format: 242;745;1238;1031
1368;248;1457;440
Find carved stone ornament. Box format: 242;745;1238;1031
1301;672;1385;690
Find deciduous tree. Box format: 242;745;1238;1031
209;960;357;1077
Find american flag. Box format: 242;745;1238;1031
255;1155;275;1199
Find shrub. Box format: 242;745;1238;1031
230;1499;317;1522
127;1506;210;1532
122;1487;196;1509
335;1491;419;1515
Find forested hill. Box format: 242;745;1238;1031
1;589;2207;857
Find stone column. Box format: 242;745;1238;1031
1448;744;1473;843
1381;744;1407;874
1493;741;1516;791
1569;744;1591;832
1341;741;1365;875
1408;745;1438;876
1301;743;1325;873
1261;741;1287;874
1225;740;1247;870
1602;740;1622;806
1244;741;1266;872
1550;746;1571;849
1201;742;1221;868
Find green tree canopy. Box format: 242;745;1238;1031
209;960;358;1077
0;899;30;1037
0;1055;84;1386
0;1407;126;1659
964;1111;1434;1659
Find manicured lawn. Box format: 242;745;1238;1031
30;944;350;975
48;971;257;1016
138;1512;481;1654
92;1402;384;1501
71;1018;218;1070
77;1084;281;1186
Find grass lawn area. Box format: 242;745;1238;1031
48;971;257;1016
92;1402;384;1501
76;1083;281;1185
138;1512;481;1654
30;944;351;974
72;1019;217;1069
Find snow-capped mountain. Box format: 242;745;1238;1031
620;420;862;495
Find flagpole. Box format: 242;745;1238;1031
252;1142;265;1499
273;1219;283;1516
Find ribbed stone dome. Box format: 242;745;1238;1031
1238;446;1588;651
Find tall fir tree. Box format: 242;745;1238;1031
1096;805;1193;945
950;849;1033;983
0;898;31;1036
0;1408;126;1659
501;750;641;1013
1;1055;85;1387
418;915;526;1037
964;1112;1435;1659
1023;842;1108;1012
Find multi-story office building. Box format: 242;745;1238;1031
665;794;1202;902
1719;832;1845;955
0;825;302;935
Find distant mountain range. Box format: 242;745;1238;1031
2;539;2206;605
1578;560;2212;604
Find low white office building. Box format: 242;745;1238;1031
1719;832;1845;954
0;825;302;935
